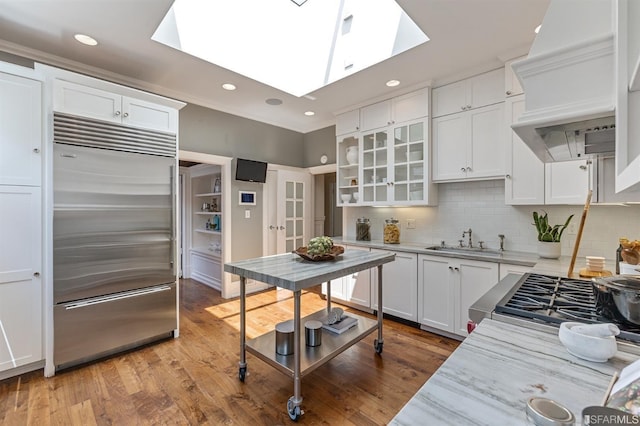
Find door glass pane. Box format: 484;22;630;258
296;219;303;236
296;183;303;199
286;181;294;198
296;201;303;217
286;200;293;217
409;123;424;142
295;238;303;248
395;126;407;145
286;219;294;237
286;240;294;252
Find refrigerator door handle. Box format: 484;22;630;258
63;285;172;310
170;164;175;275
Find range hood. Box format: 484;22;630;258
510;0;616;162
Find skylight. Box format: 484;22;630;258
152;0;428;97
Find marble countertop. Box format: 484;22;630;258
223;249;394;292
390;318;638;426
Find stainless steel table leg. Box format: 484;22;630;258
238;276;247;381
326;281;331;313
287;289;303;420
375;264;384;354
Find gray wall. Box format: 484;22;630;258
303;125;336;167
179;104;311;262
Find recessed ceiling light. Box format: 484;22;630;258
304;111;315;116
386;79;400;87
74;34;98;46
222;83;236;91
266;98;283;106
304;95;317;101
534;24;542;34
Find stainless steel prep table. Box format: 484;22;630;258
224;249;395;421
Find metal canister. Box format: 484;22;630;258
383;218;400;244
275;319;294;355
356;217;371;241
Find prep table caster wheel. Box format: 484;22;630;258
374;339;383;354
238;366;247;382
287;398;303;421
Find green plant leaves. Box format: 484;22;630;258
532;211;574;242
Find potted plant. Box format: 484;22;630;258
532;211;574;259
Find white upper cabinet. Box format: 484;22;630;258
433;103;505;181
432;68;504;117
54;80;178;133
505;95;545;205
0;72;42;186
545;160;593;205
335;109;360;136
504;57;525;97
595;156;640;203
359;88;429;131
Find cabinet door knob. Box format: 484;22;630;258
448;266;453;271
505;174;511;179
33;148;40;153
123;112;129;118
579;165;587;170
33;272;40;277
454;267;459;271
466;166;472;172
461;106;466;111
506;90;512;95
460;167;466;172
467;105;472;109
115;110;121;116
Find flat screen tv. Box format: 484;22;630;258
235;158;268;183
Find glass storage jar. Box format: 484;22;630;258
356;217;371;241
383;218;400;244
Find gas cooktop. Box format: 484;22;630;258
494;273;640;343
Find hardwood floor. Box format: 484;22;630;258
0;279;460;425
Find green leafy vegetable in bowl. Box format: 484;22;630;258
307;236;334;256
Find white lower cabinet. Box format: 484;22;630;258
418;254;499;337
371;249;418;322
322;245;371;310
0;186;42;373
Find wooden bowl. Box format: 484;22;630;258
293;245;344;261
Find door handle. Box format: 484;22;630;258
279;226;285;230
269;225;276;230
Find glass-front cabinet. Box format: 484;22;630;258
362;119;428;205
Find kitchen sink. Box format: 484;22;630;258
424;246;503;258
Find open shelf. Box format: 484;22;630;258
245;309;377;378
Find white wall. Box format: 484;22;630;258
344;180;640;259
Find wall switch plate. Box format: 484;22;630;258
407;219;416;229
245;210;251;219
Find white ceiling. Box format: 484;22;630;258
0;0;550;134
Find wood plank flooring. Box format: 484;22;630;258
0;279;460;425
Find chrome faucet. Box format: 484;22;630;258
462;228;472;248
498;234;505;251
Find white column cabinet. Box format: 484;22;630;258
432;68;504;117
371;249;418;322
433;103;505;181
360;88;429;132
505;95;545;205
54;80;178;133
504;57;525;97
545;160;593;204
0;72;42;186
335;109;360;136
418;254;499;337
0;186;42;373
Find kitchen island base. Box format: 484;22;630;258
225;250;395;421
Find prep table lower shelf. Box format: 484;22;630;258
246;309;378;378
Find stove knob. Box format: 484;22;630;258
467;320;477;334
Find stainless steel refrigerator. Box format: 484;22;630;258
53;113;178;370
